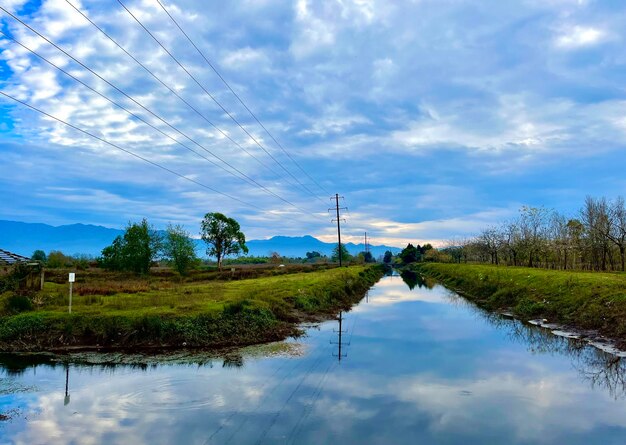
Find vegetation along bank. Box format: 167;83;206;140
415;263;626;345
0;265;383;352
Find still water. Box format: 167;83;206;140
2;273;626;444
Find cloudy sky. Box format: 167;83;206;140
1;0;625;247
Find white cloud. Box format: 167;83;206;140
2;0;626;240
392;96;568;153
555;25;607;49
221;47;271;70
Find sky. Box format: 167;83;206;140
1;0;625;247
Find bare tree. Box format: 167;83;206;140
608;197;626;271
518;206;551;268
479;227;502;265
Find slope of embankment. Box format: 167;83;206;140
0;265;383;352
415;263;626;345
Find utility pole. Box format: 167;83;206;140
364;232;368;254
329;194;347;267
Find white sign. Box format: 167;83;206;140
68;273;75;283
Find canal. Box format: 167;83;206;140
1;273;626;444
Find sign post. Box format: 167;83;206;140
68;273;75;314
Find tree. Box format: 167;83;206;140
518;206;550;267
200;212;248;271
122;219;161;274
31;250;47;264
362;251;375;263
383;250;393;264
478;227;502;265
399;243;419;264
607;197;626;271
163;224;198;276
270;251;282;264
47;250;71;268
99;219;161;274
331;243;352;263
306;251;322;259
100;236;125;271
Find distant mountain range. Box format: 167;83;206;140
0;220;402;259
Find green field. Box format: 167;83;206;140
416;263;626;342
0;265;383;352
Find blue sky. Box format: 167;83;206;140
1;0;625;247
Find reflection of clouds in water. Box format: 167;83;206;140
354;281;452;311
315;367;626;444
5;276;626;444
9;362;285;445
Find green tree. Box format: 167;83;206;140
331;244;352;263
383;250;393;264
99;236;125;270
47;250;70;268
399;243;418;264
359;251;375;263
99;219;161;274
200;212;248;271
163;224;198;276
122;219;161;274
31;250;47;264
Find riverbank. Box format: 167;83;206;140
414;263;626;346
0;265;383;352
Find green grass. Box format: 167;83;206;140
0;265;383;351
416;263;626;341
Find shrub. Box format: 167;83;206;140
5;295;33;313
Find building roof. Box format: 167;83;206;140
0;249;31;266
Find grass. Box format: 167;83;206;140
0;265;383;351
415;263;626;342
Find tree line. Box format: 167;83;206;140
442;196;626;272
98;212;247;275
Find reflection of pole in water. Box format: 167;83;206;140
331;311;348;362
64;365;70;406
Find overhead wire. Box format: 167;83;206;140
251;354;327;445
153;0;330;197
0;31;254;189
0;90;261;210
205;353;314;445
62;0;291;189
286;310;361;444
0;8;323;219
116;0;327;205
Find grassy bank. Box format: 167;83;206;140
0;265;383;352
415;263;626;343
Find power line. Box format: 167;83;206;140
153;0;330;197
116;0;326;205
286;310;359;444
0;8;321;219
0;90;261;210
0;31;250;188
252;355;326;445
62;0;291;188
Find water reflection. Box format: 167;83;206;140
441;288;626;400
222;354;244;369
64;365;70;406
399;269;434;290
1;276;626;444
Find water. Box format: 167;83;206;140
2;274;626;444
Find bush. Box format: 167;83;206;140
5;295;33;313
47;251;71;268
